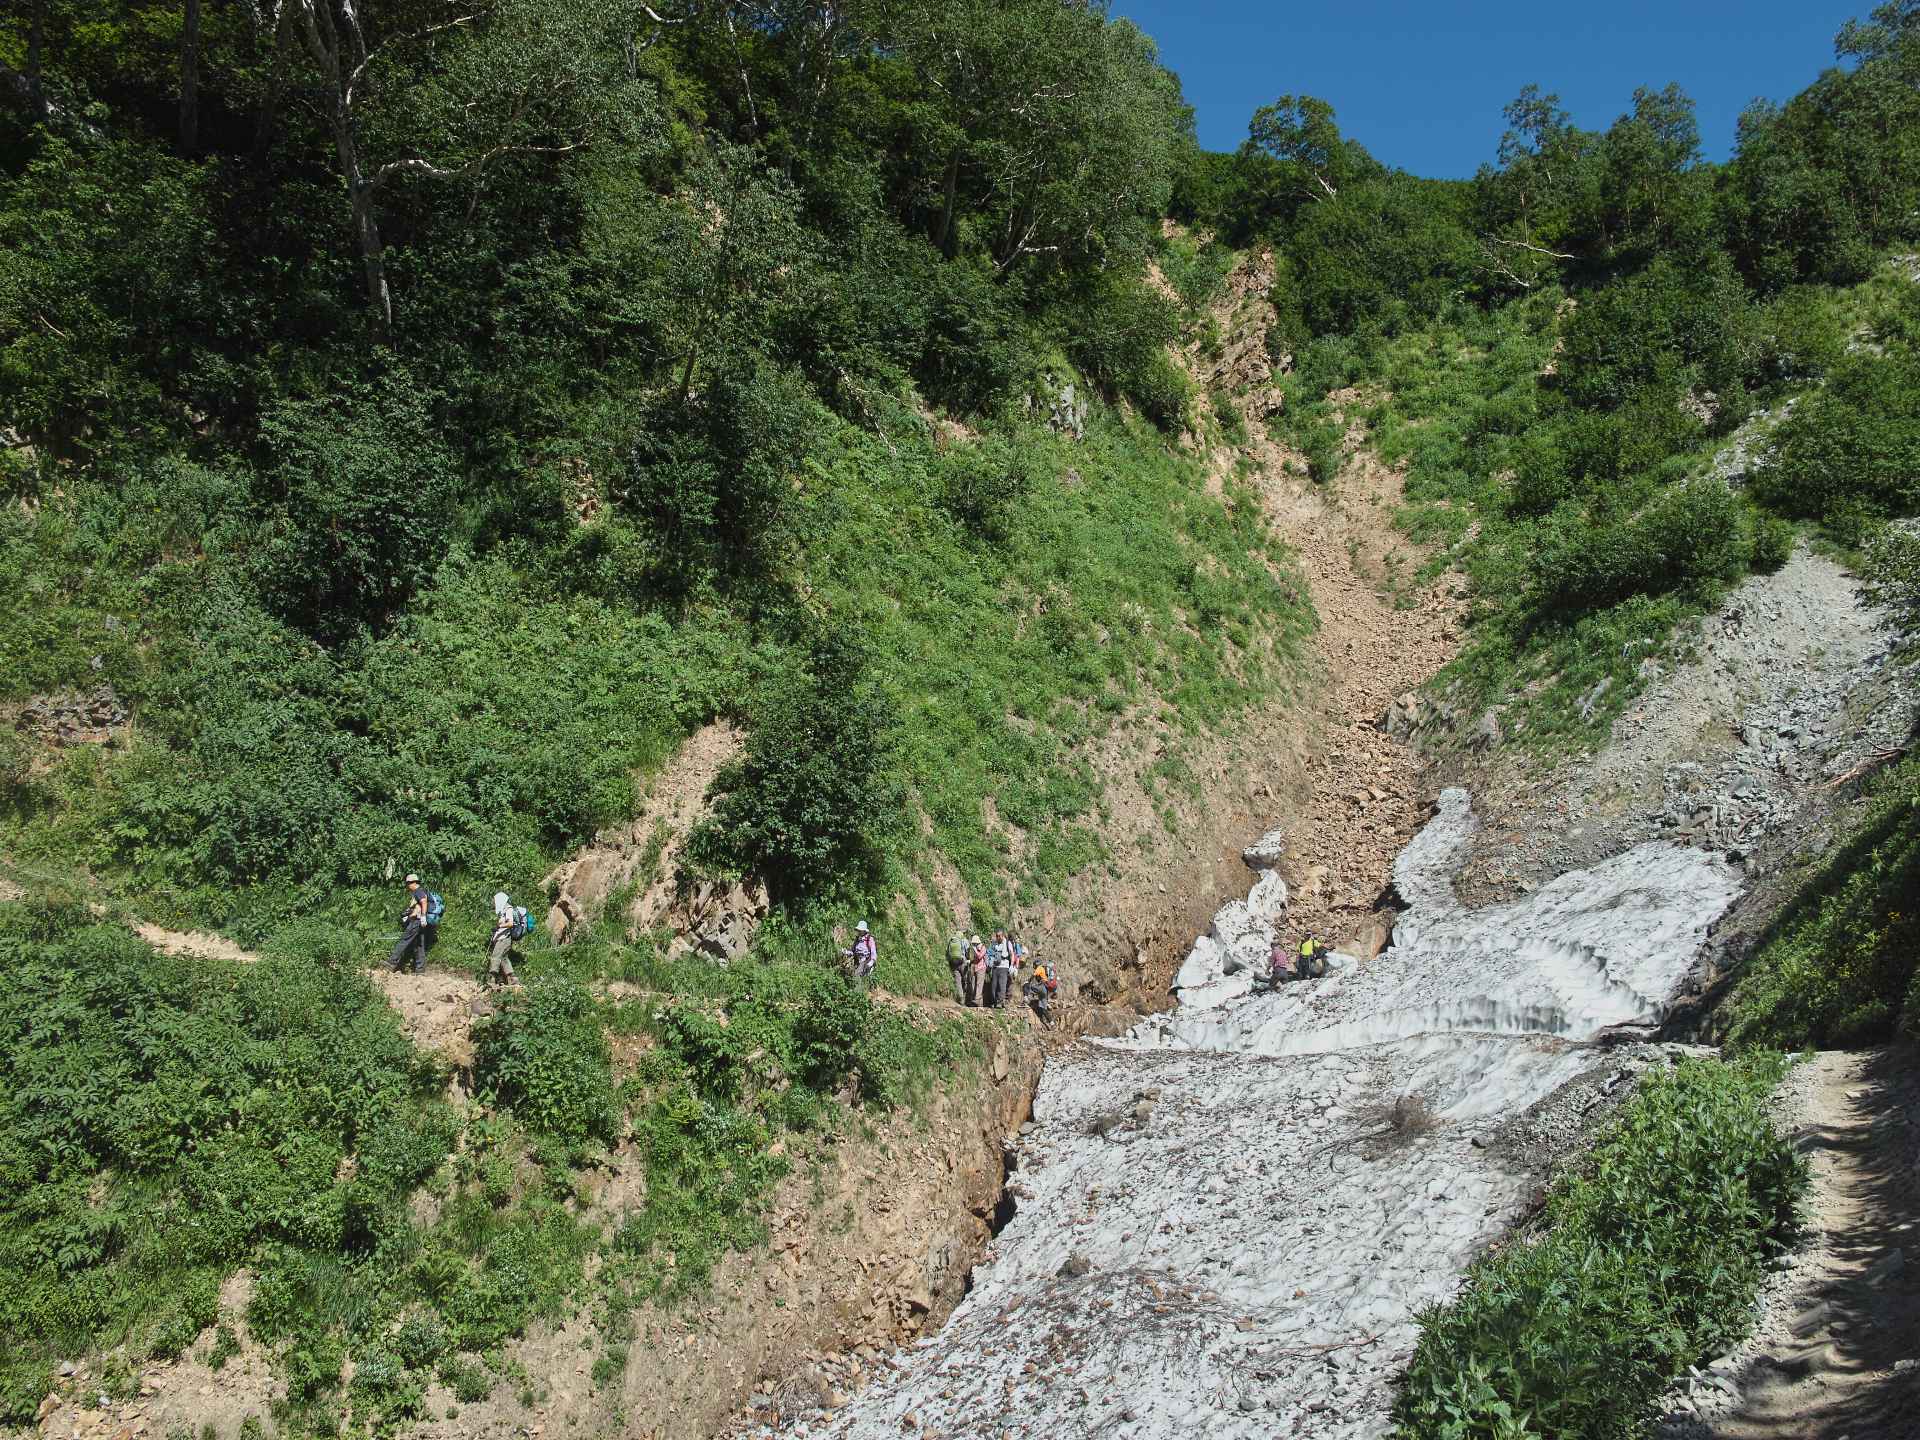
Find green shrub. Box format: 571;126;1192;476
471;979;619;1155
437;1355;493;1404
1752;350;1920;524
1556;254;1761;414
1129;350;1194;431
1158;233;1233;313
1864;524;1920;635
937;435;1035;541
390;1312;451;1370
692;627;907;904
1749;512;1796;573
1057;271;1187;426
1531;480;1751;614
1728;753;1920;1049
918;256;1034;414
621;359;828;593
250;380;459;640
1393;1055;1804;1439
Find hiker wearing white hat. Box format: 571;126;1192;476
487;891;521;988
963;933;988;1006
842;920;878;984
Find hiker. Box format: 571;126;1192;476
487;892;526;988
988;930;1016;1007
843;920;877;984
1008;931;1031;972
1022;970;1054;1027
1032;958;1061;1002
1267;936;1292;986
1295;933;1330;980
946;931;970;1004
964;934;988;1007
387;873;434;974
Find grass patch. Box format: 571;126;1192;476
1727;752;1920;1049
1392;1054;1805;1440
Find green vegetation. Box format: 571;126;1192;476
1727;754;1920;1048
1171;3;1920;748
1393;1055;1806;1440
0;0;1303;969
0;904;453;1425
6;0;1920;1425
0;903;975;1427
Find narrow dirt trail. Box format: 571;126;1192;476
1664;1048;1920;1439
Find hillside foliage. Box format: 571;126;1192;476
4;0;1920;1426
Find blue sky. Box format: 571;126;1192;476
1114;1;1866;177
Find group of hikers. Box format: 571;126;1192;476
945;929;1062;1026
839;923;1062;1025
1266;932;1333;985
385;873;536;988
387;874;1326;1016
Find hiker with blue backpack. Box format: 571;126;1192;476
387;872;441;974
488;891;535;988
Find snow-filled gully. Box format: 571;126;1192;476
789;790;1745;1439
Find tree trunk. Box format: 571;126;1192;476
179;0;201;153
934;146;960;258
336;116;394;341
26;0;47;119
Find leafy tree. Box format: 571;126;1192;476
1246;94;1377;204
256;0;663;337
1474;85;1598;290
693;626;906;903
249;378;459;637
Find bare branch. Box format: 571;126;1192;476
1483;234;1576;261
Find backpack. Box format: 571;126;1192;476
1035;963;1059;995
946;932;968;966
512;906;536;941
424;891;445;926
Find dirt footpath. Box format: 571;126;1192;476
1661;1048;1920;1439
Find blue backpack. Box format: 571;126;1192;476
424;891;445;926
511;906;536;941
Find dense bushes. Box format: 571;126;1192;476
250;381;460;639
1752;348;1920;534
472;980;620;1158
0;908;450;1423
1554;255;1759;415
693;627;907;903
1393;1055;1804;1439
1727;754;1920;1049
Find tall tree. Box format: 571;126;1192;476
179;0;201;152
257;0;662;338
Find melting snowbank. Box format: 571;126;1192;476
784;791;1744;1439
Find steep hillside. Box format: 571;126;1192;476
8;3;1920;1439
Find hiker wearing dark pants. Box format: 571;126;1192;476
988;930;1015;1007
1023;974;1053;1027
388;873;430;974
